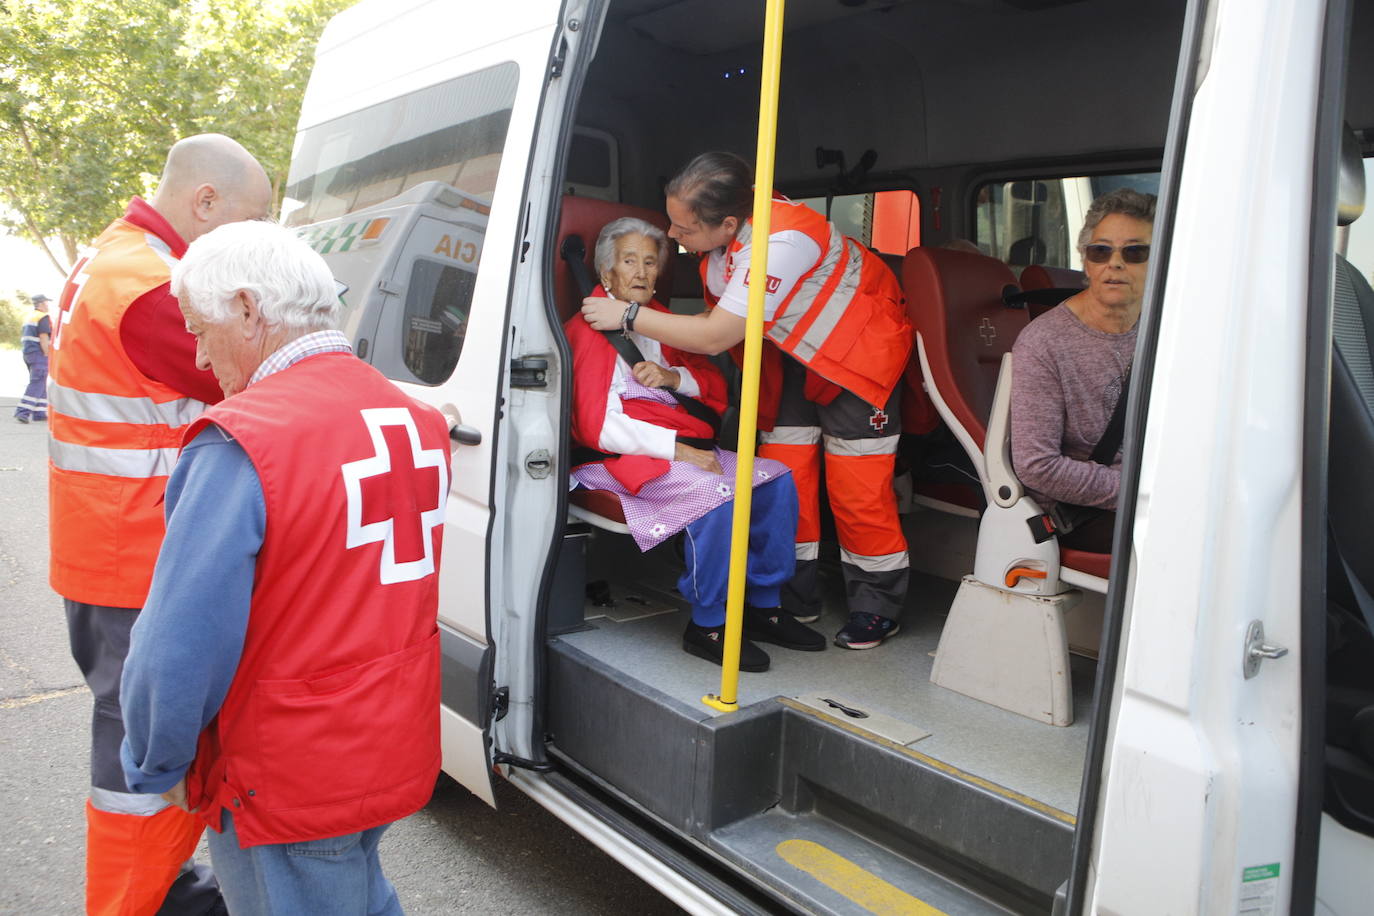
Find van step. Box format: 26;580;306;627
547;638;1073;914
709;808;1017;915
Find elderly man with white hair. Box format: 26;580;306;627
119;220;451;916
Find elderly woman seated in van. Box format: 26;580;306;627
1010;188;1155;553
564;217;823;671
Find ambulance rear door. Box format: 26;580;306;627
284;0;570;805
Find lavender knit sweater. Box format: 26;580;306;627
1010;304;1137;511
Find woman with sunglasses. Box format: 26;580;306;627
1009;188;1156;552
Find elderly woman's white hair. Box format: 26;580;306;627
593;217;670;281
171;220;340;332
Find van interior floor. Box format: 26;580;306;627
551;526;1095;818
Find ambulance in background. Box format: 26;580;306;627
282;0;1374;913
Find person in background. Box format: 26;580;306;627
1010;188;1156;553
14;293;51;423
581;152;914;650
567;217;818;672
120;219;449;916
47;134;271;916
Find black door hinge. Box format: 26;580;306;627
510;357;549;389
550;37;568;79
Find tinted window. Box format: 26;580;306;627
976;172;1160;270
402;258;475;385
283;63;519;226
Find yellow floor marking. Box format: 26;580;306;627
776;839;948;915
778;697;1077;826
0;685;87;710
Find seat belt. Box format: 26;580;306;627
560;234;720;437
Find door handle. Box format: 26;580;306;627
449;424;482;446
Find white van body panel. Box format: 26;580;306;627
1087;0;1320;911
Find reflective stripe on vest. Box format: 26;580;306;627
756;223;866;363
48;381;203;428
49;439;179;478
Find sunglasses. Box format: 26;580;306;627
1083;243;1150;264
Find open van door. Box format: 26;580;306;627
283;0;571;805
1067;0;1339;911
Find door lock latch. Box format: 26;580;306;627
1242;620;1289;679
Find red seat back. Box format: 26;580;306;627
554;196;673;321
902;248;1027;449
1020;264;1086;291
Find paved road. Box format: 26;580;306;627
0;358;685;915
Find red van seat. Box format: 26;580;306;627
1060;547;1111;580
557;196;673;529
902;248;1028;450
554;196;673;321
1020;264;1086;292
569;487;627;523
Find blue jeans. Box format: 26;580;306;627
206;812;402;916
680;474;798;627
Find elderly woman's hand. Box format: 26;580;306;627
674;442;723;474
581;296;625;331
632;361;680;390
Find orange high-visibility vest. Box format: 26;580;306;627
48;218;206;608
701;198;912;407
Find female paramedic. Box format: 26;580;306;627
580;152;914;650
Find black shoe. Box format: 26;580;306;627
834;612;901;650
14;415;28;424
744;606;826;651
683;623;770;672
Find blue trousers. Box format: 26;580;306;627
207;812;402;916
15;355;46;419
680;474;798;627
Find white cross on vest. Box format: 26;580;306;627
341;407;448;585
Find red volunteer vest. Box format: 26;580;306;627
183;353;450;847
701;198;912;411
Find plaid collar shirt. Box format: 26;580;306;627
248;330;353;389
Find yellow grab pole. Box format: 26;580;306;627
703;0;786;713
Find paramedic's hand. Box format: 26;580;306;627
633;361;680;390
162;778;197;813
581;296;629;331
675;442;723;474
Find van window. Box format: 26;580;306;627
282;62;519;226
401;257;475;385
975;172;1160;271
793;190;921;255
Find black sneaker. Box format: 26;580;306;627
834;613;901;650
744;606;826;651
14;415;28;424
683;623;770;672
785;608;820;624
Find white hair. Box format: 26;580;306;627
594;217;669;278
171;220;340;333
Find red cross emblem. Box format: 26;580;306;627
342;408;449;584
978;317;997;347
51;250;96;352
869;407;890;432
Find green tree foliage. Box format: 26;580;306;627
0;0;351;273
0;291;26;350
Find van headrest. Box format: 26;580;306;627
1339;123;1365;227
554;196;673;321
902;247;1027;446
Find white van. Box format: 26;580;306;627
282;1;1374;913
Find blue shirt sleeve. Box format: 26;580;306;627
119;424;265;795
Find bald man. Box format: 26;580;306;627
48;134;270;916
